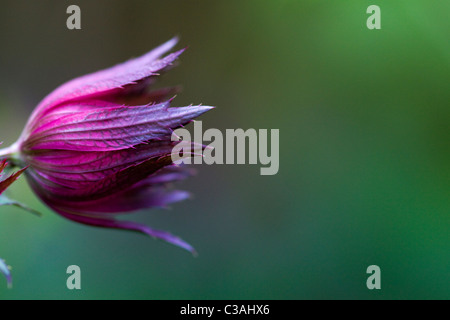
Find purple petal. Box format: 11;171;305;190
25;140;177;173
23;101;212;152
26;154;173;201
26;162;193;213
50;209;196;254
53;188;190;215
23;137;206;198
23;38;182;136
23;145;176;190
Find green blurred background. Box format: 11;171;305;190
0;0;448;299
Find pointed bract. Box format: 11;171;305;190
0;160;27;195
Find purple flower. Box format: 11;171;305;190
0;38;212;254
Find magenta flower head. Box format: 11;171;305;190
0;38;212;254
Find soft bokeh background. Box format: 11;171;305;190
0;0;448;299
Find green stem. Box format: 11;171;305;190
0;142;21;165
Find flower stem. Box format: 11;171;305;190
0;142;20;163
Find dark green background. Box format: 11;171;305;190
0;0;448;299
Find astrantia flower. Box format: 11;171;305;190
0;38;212;254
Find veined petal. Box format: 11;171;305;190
50;188;190;215
24;38;182;135
23;101;212;152
28;100;168;136
28;154;174;201
48;208;196;254
23;145;177;189
24;139;204;194
27;164;192;215
25;141;177;174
